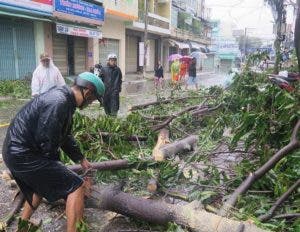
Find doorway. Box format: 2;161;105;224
67;36;75;76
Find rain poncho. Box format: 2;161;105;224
100;64;122;116
171;60;180;82
2;86;84;205
31;60;65;96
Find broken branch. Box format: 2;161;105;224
259;178;300;222
219;120;300;216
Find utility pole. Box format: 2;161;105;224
143;0;149;78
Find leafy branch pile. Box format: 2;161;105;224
64;67;299;231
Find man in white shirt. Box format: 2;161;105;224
31;53;65;97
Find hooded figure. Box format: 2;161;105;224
31;53;65;97
100;53;122;116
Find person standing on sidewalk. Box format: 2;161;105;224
100;53;122;116
31;53;65;97
185;57;198;90
154;61;164;90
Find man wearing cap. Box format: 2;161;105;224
2;72;105;232
100;53;122;116
31;53;66;97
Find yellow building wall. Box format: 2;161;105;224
157;3;171;19
104;0;138;20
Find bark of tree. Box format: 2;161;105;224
67;160;129;173
259;178;300;222
219;120;300;217
86;184;267;232
153;135;198;161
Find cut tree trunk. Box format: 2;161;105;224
259;178;300;222
153;135;198;161
219;120;300;217
87;184;267;232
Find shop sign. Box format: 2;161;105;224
56;23;102;39
0;0;53;14
54;0;104;22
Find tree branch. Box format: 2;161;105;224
219;120;300;216
259;179;300;222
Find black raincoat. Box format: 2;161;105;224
2;86;84;205
100;65;122;116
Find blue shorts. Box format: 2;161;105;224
187;76;198;85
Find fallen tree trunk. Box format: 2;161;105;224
129;96;200;111
153;135;198;161
259;178;300;222
87;184;267;232
219;120;300;217
66;159;129;173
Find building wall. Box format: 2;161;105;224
103;0;138;20
101;17;126;74
157;2;171;20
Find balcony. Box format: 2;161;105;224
171;27;211;45
127;10;170;35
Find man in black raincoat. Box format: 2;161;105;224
100;53;122;116
2;72;105;232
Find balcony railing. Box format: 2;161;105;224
171;27;211;45
138;10;170;30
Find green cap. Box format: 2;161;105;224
76;72;105;99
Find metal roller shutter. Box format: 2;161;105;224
74;37;87;75
99;38;119;66
53;34;68;76
0;18;35;80
15;21;36;79
125;35;137;73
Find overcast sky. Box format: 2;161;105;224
206;0;284;41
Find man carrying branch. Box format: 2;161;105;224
2;72;105;232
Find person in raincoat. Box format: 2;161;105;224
171;59;180;83
179;60;188;81
185;57;198;90
2;72;105;232
31;53;65;97
100;53;123;116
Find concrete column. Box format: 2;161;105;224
43;22;53;58
34;21;45;65
87;38;94;68
93;38;100;65
119;33;126;76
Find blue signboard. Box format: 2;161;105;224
55;0;104;22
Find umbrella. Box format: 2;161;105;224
190;51;207;60
180;56;193;62
168;54;182;61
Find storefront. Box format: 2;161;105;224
0;0;53;80
125;34;139;73
99;38;120;66
52;0;104;76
